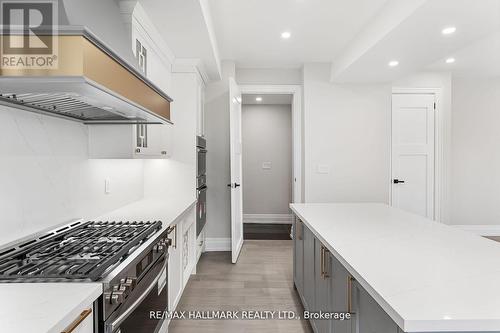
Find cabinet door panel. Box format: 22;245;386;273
168;222;182;311
331;254;354;333
293;218;304;295
314;241;331;333
303;225;315;311
353;281;399;333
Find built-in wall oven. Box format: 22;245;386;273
196;136;207;236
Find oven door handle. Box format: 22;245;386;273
106;255;166;332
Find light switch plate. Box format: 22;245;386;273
316;164;330;174
262;162;272;170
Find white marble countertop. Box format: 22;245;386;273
0;283;102;333
0;194;196;333
290;203;500;332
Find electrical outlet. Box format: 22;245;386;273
105;178;111;194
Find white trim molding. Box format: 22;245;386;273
454;225;500;237
205;238;231;252
239;84;303;204
391;87;445;223
243;214;293;224
172;58;210;84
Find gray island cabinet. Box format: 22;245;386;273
291;203;500;333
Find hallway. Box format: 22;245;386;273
169;240;312;333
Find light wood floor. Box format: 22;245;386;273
169;240;312;333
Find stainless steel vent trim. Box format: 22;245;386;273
0;76;174;125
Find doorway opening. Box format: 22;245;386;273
240;93;294;240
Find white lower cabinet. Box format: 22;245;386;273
168;206;198;313
168;221;183;312
88;124;172;159
61;306;93;333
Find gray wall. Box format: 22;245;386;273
242;104;292;214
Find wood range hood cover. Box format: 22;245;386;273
0;28;172;124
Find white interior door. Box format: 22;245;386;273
392;93;435;218
229;77;243;263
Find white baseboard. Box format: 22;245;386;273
454;225;500;236
205;237;231;251
243;214;293;224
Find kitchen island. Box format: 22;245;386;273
290;203;500;333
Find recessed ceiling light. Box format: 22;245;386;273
255;96;263;102
388;60;399;67
445;57;456;64
281;31;291;39
442;26;456;35
102;106;113;111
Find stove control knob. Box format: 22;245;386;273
120;277;137;291
154;241;165;253
111;290;125;304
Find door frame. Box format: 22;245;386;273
239;84;303;204
391;87;444;222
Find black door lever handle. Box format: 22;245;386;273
393;179;405;184
227;183;241;188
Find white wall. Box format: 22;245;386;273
0;108;144;246
303;63;391;203
236;68;302;85
242;104;292;214
451;77;500;225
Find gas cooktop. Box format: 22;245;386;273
0;220;162;281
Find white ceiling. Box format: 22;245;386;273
242;94;293;105
208;0;389;68
140;0;221;79
426;30;500;78
331;0;500;82
140;0;500;82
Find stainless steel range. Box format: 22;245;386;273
0;220;172;333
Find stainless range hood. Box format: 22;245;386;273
0;0;173;124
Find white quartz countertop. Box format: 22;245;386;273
0;194;196;333
0;283;102;333
290;203;500;332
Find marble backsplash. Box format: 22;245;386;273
0;106;145;246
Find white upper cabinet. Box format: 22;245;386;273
88;4;176;160
88;124;172;159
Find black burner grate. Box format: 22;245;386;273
0;221;162;281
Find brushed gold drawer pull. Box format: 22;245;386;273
62;308;92;333
347;276;355;314
320;246;325;278
323;246;330;279
296;219;303;240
